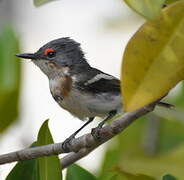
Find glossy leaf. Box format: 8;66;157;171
6;121;62;180
66;164;97;180
122;1;184;112
37;120;62;180
34;0;56;7
6;142;40;180
0;27;21;133
6;159;39;180
124;0;165;20
162;174;178;180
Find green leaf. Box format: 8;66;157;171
162;174;178;180
6;142;40;180
99;116;184;179
6;159;39;180
34;0;56;7
122;1;184;112
109;174;124;180
37;120;62;180
0;27;21;133
99;117;149;180
114;168;156;180
123;0;165;20
6;121;62;179
158;118;184;153
66;164;97;180
99;169;156;180
165;0;181;5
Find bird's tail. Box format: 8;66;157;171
157;102;174;108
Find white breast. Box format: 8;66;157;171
58;89;122;120
50;78;61;96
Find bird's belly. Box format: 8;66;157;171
57;89;122;120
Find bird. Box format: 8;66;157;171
16;37;171;144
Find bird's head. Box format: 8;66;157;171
16;37;90;78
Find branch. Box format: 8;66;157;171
61;103;156;169
0;103;156;166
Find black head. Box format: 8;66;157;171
16;37;90;68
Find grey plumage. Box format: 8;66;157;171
35;37;90;69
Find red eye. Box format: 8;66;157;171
44;48;56;58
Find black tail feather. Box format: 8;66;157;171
157;102;174;108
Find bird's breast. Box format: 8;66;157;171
49;75;73;99
49;76;122;120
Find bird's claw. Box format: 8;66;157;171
62;134;75;152
91;125;102;141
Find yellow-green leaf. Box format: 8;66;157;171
37;120;62;180
165;0;181;5
34;0;56;7
113;168;156;180
100;170;156;180
122;1;184;112
99;117;184;179
124;0;165;20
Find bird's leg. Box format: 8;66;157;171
92;110;117;140
62;117;94;151
69;117;94;138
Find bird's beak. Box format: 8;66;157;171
16;53;37;60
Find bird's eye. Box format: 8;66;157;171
44;48;56;58
47;51;56;58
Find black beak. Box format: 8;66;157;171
16;53;37;60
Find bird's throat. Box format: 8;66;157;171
32;59;70;79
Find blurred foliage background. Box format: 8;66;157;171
1;0;184;179
0;28;21;133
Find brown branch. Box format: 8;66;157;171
61;103;156;169
0;103;156;166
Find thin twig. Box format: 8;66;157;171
0;103;156;166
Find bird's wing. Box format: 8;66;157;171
76;68;120;94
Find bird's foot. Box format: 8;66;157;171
91;111;116;140
91;124;103;141
62;134;75;152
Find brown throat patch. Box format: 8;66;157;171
60;75;72;97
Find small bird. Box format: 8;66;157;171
16;38;121;140
16;37;170;142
